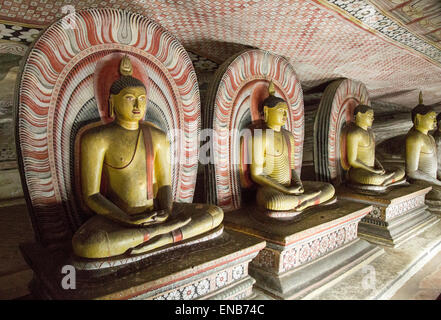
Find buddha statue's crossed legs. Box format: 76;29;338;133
73;203;223;258
348;167;405;186
256;181;335;212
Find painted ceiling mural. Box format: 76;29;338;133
369;0;441;46
0;0;440;108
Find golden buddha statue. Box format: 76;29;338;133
405;93;441;199
72;56;223;259
345;105;405;187
244;84;335;212
433;112;441;175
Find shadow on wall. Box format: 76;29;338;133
376;134;406;164
185;40;256;65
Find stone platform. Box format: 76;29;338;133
337;184;439;247
20;229;265;300
224;200;383;300
311;219;441;300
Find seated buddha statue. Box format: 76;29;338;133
345;104;405;187
405;93;441;199
72;56;223;259
245;85;335;212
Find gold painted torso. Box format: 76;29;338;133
416;130;437;178
356;128;375;167
102;125;155;214
263;129;291;187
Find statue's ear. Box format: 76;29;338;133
109;95;115;118
415;114;420;126
354;112;360;123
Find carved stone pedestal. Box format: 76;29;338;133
311;220;441;300
224;201;383;300
337;184;439;247
20;230;265;300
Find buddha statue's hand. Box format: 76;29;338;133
129;209;170;226
373;168;386;175
287;184;304;195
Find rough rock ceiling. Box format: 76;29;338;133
0;0;440;108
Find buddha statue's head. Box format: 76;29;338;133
262;82;288;129
411;92;436;132
354;104;374;129
108;56;147;125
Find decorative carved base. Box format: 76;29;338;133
311;220;441;300
337;184;439;247
224;200;382;299
251;239;382;300
20;230;265;300
346;179;407;196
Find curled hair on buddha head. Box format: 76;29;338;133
109;55;146;95
110;76;146;95
411;92;434;123
261;81;286;109
353;104;373;116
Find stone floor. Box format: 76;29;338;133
0;198;440;300
390;248;441;300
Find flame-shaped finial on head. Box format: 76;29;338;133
419;91;423;105
120;55;133;77
109;55;146;96
268;81;276;97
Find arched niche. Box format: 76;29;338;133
313;78;370;185
204;49;304;211
15;8;201;246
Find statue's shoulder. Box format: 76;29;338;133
345;123;362;136
405;127;424;143
80;122;114;143
140;121;167;140
281;128;294;140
